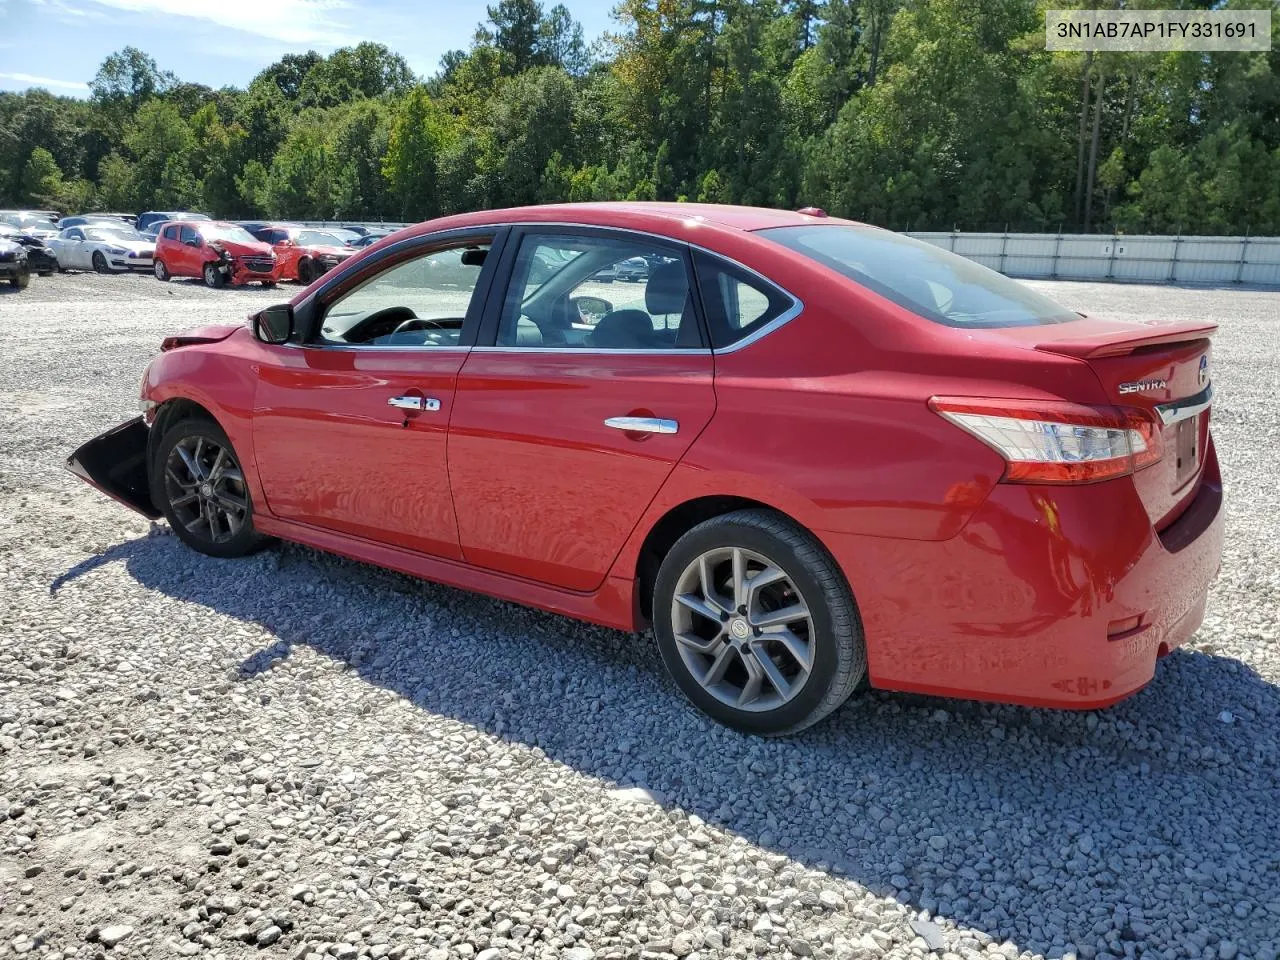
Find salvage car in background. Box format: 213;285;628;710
1;214;60;240
136;210;210;234
57;213;135;230
246;224;355;284
68;203;1224;735
0;236;30;289
0;226;57;275
152;220;279;287
48;224;154;273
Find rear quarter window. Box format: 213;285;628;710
692;251;795;349
758;224;1077;329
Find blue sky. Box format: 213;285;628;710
0;0;617;96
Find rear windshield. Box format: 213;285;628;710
758;224;1077;328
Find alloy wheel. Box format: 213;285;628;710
669;546;815;712
163;436;249;544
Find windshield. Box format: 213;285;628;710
21;219;58;232
296;230;345;247
202;224;258;244
758;224;1077;328
87;227;141;243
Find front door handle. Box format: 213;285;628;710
387;396;441;412
604;416;678;435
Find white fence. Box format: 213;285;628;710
297;220;1280;287
905;231;1280;286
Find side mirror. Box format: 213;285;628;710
253;304;294;344
572;295;612;324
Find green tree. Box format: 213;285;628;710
21;147;64;205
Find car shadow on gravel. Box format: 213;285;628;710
53;535;1280;959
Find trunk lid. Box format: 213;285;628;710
985;315;1215;530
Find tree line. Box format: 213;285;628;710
2;0;1278;235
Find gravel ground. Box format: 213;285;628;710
1;273;1277;960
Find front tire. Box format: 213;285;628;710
652;509;866;735
296;258;314;285
203;262;226;289
9;269;29;290
153;260;169;281
92;251;110;274
151;417;267;559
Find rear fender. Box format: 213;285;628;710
65;416;160;519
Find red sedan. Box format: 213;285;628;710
69;203;1223;734
153;220;281;288
246;224;355;285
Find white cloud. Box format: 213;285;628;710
0;71;91;91
82;0;357;47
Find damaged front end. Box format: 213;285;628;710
66;416;160;519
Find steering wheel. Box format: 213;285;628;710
393;316;445;334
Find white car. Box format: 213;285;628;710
48;225;155;273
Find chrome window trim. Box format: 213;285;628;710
280;343;471;354
471;346;709;356
1156;383;1213;426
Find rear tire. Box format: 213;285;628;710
151;416;268;559
651;509;866;736
92;251;109;274
153;260;169;282
203;263;226;289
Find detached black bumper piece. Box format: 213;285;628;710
66;416;161;519
24;248;57;273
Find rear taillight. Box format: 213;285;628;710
930;397;1161;484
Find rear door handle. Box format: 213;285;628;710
388;396;441;412
604;416;678;435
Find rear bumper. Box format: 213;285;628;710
823;434;1225;708
66;417;160;519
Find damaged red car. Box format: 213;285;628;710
69;203;1224;735
246;224;356;285
153;220;281;288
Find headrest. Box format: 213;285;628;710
588;309;658;349
645;260;689;316
514;316;543;346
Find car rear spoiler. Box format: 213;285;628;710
66;417;160;519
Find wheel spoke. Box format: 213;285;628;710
166;467;195;490
220;507;242;536
748;647;792;700
736;654;764;707
675;591;725;626
675;630;723;655
700;643;737;688
170;492;198;508
770;628;813;673
174;445;202;483
751;602;809;630
731;548;747;608
744;565;787;610
697;555;729;614
214;491;247;513
208;447;227;481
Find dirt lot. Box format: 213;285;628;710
1;273;1278;960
